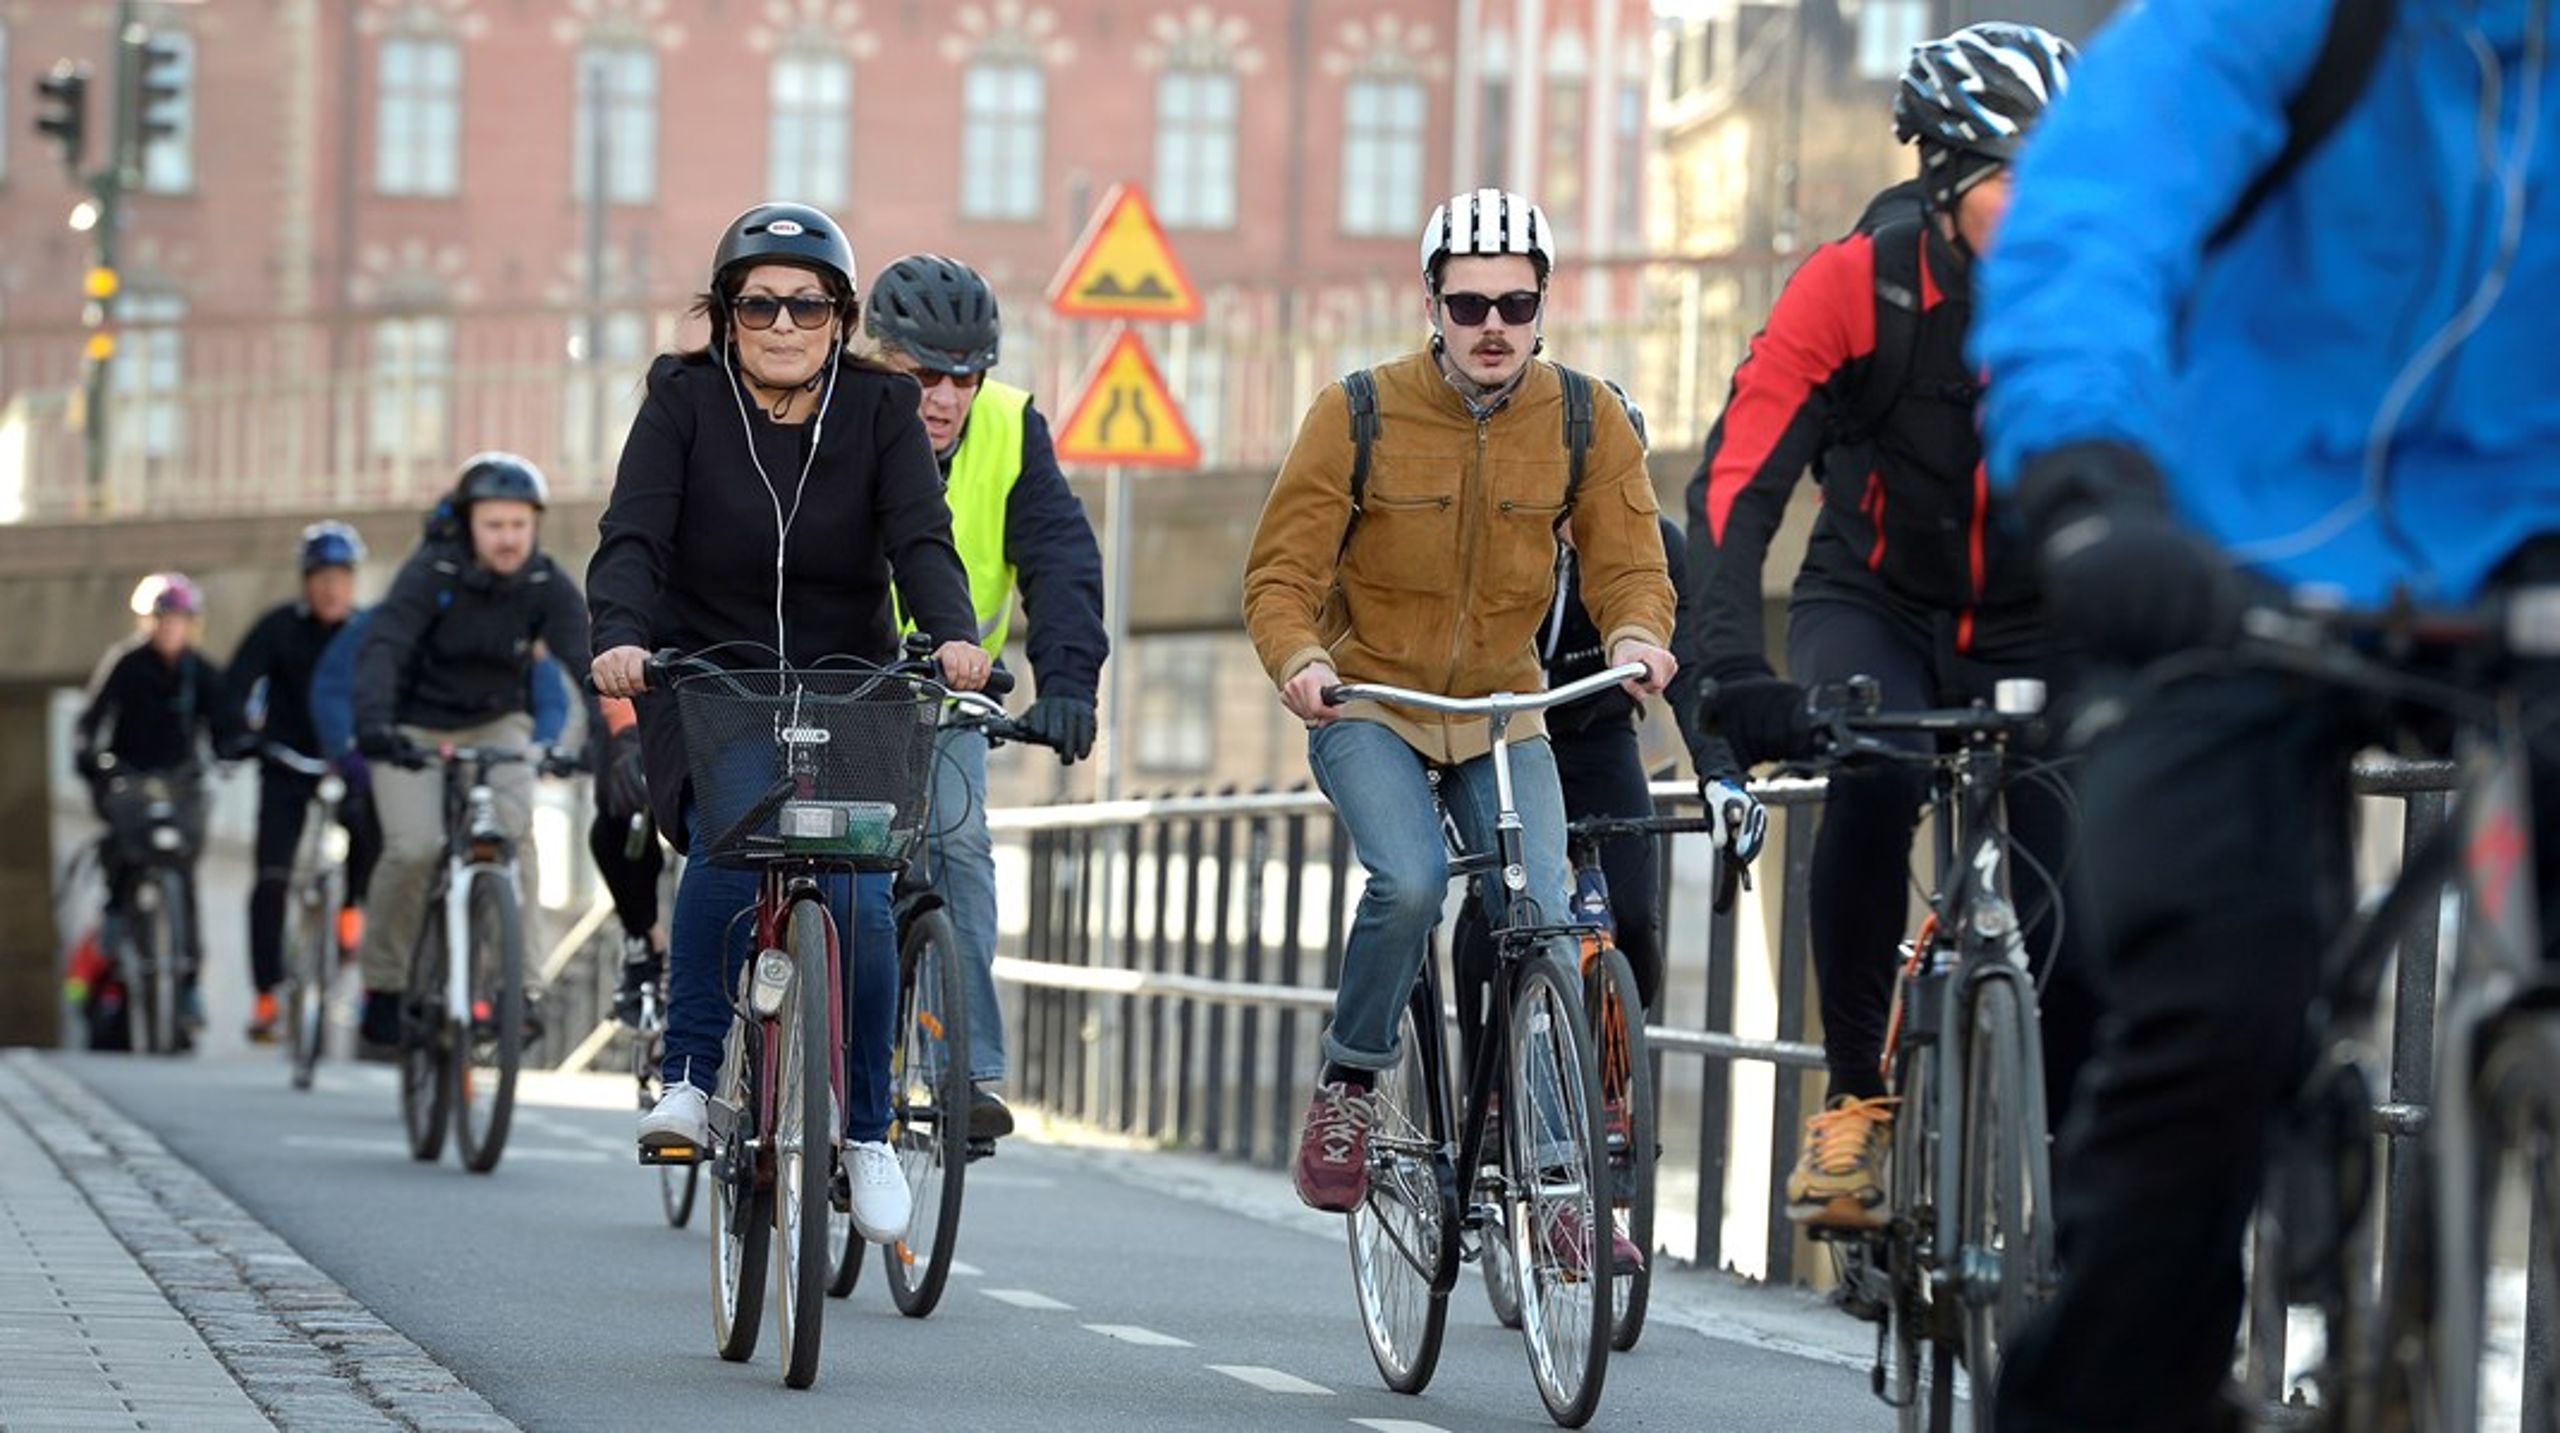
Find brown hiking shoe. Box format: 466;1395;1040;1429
1291;1080;1377;1212
1786;1095;1896;1228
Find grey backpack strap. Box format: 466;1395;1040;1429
1557;365;1594;524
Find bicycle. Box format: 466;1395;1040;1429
91;766;207;1057
639;647;948;1390
393;742;560;1176
2200;595;2560;1431
829;687;1063;1316
263;744;351;1092
1327;662;1635;1429
1745;674;2061;1433
629;943;700;1229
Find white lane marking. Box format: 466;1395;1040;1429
948;1259;985;1279
982;1288;1075;1311
1082;1324;1195;1348
1207;1365;1334;1395
1351;1421;1456;1433
279;1134;610;1164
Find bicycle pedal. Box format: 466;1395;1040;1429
965;1136;997;1162
640;1142;704;1166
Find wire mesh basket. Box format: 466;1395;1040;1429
673;666;941;870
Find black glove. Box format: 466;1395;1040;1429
601;729;649;819
1021;695;1098;765
356;725;423;768
2020;442;2243;664
216;734;259;763
1705;677;1813;768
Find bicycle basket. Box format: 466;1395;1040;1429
674;666;940;870
102;775;204;868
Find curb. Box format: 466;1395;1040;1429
3;1051;521;1433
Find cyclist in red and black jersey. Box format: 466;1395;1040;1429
1678;22;2094;1229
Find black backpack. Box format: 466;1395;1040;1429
1336;362;1623;553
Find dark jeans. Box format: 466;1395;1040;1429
588;810;665;942
660;800;898;1143
1788;598;2095;1114
1996;664;2560;1430
249;768;384;992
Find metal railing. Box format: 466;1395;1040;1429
986;759;2468;1290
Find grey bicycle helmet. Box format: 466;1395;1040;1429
1895;22;2075;209
866;254;1002;375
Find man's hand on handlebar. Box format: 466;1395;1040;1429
1281;661;1342;727
1610;639;1677;701
592;645;652;699
934;640;993;693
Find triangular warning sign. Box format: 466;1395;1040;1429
1053;328;1201;469
1046;184;1203;321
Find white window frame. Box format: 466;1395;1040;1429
768;50;852;209
1339;77;1425;238
961;60;1045;221
376;35;463;197
1153;68;1237;230
367;315;454;461
573;43;659;204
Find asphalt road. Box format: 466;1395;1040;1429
62;1052;1900;1433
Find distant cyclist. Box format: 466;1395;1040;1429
867;251;1109;1143
597;696;668;1027
219;522;384;1044
75;572;228;1046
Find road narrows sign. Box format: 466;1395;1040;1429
1053;327;1201;469
1046;184;1204;322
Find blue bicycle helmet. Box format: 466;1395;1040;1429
299;520;367;573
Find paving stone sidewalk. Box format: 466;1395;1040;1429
0;1051;516;1433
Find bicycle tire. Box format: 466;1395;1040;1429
1957;971;2054;1429
1885;1035;1935;1432
1350;978;1456;1396
639;1031;703;1229
711;999;772;1363
774;899;834;1389
401;899;451;1163
1593;945;1657;1352
1483;1195;1525;1328
2429;1018;2560;1432
138;877;180;1056
451;873;525;1175
1508;950;1614;1427
886;907;971;1318
826;1190;863;1296
286;865;336;1089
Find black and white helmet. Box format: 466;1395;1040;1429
1895;22;2074;205
867;253;1002;375
1420;188;1556;290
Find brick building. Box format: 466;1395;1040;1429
0;0;1651;518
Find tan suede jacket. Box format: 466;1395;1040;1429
1243;351;1675;764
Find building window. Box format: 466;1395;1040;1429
961;61;1044;220
573;43;658;203
1857;0;1930;80
114;293;185;460
563;311;650;469
1476;30;1513;187
376;36;462;196
1132;637;1217;776
1340;77;1424;238
1543;80;1585;241
1614;83;1644;248
368;316;453;460
1154;69;1237;230
769;51;851;209
139;30;196;193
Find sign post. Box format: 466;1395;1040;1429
1047;186;1203;800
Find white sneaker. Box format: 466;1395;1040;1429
847;1140;912;1244
638;1084;709;1153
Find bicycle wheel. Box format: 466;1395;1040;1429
774;899;834;1389
1507;951;1614;1427
1350;979;1456;1395
710;1007;772;1363
1884;1032;1937;1433
286;870;336;1089
1483;1191;1525;1328
886;907;971;1317
2438;1020;2560;1431
1592;945;1657;1352
641;1031;701;1229
401;899;451;1163
826;1187;864;1297
131;878;178;1055
1957;971;2054;1429
451;873;526;1175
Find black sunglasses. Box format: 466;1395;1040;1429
1440;289;1543;327
732;294;837;331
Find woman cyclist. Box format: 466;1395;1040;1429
588;202;987;1247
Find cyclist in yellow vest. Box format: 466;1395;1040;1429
868;253;1109;1143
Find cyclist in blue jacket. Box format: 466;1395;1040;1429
1974;2;2560;1426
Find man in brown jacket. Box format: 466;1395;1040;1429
1243;188;1676;1214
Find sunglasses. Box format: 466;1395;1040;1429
1440;289;1543;327
732;294;838;331
908;367;984;391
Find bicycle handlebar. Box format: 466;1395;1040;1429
623;646;1015;699
1322;661;1652;718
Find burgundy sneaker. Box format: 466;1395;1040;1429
1291;1080;1377;1213
1538;1202;1643;1278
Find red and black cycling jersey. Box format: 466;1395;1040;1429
1677;207;2042;684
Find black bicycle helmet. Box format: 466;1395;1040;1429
866;254;1002;375
454;451;549;512
711;202;859;302
1895;22;2075;209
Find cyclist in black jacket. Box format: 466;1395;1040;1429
219;522;384;1043
351;454;595;1047
1679;23;2089;1230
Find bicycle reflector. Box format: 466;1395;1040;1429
751;947;793;1018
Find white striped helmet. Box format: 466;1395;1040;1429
1420;188;1556;289
1894;22;2075;162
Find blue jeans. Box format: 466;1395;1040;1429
925;727;1004;1083
1306;720;1574;1071
662;801;899;1143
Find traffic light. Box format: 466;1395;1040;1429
33;61;90;172
131;34;184;147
